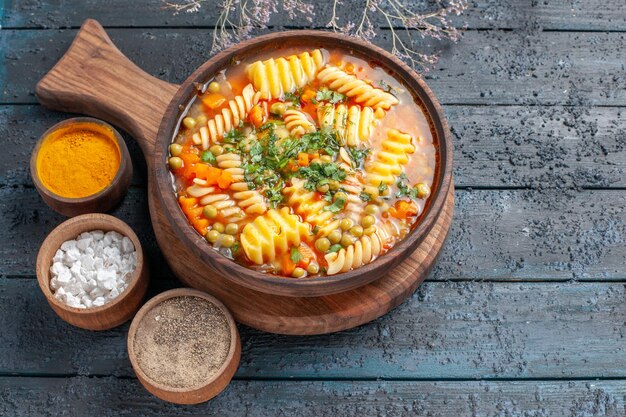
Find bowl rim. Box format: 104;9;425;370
154;30;453;296
36;213;145;315
30;116;131;204
127;288;240;394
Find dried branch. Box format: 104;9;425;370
160;0;467;71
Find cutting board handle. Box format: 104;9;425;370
35;19;178;159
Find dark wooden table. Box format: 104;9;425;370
1;1;626;415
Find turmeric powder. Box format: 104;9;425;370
36;122;120;198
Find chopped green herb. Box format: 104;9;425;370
323;195;347;213
359;192;372;202
347;147;371;168
299;162;347;192
231;241;240;253
396;175;421;199
378;181;388;195
259;120;285;131
290;246;303;263
315;87;346;104
283;90;302;107
223;128;245;144
328;244;343;253
200;150;216;165
261;179;283;207
377;79;399;97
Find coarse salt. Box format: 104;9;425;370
50;230;137;309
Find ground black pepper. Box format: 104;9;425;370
133;296;231;388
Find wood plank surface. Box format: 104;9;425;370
2;0;626;411
3;0;626;31
3;377;626;416
2;29;626;106
3;278;626;379
1;186;624;280
3;104;625;189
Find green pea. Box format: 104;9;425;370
270;102;286;115
315;237;331;252
182;117;196;129
168;156;183;170
365;204;379;215
213;222;225;233
225;223;239;235
350;225;364;237
328;229;342;244
203;205;218;219
209;145;224;156
416;183;431;199
339;218;353;231
334;192;348;202
364;226;377;235
206;230;220;243
316;183;330;193
328;180;340;191
208;81;221;93
169;143;183;157
306;263;320;274
340;233;356;247
221;234;235;248
196;114;207;126
361;215;376;228
292;267;306;278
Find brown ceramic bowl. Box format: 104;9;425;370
36;213;149;330
153;32;454;298
127;288;241;404
30;117;132;217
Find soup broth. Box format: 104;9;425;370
168;47;437;278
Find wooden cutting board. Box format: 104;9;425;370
36;19;454;335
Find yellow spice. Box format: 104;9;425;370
36;122;120;198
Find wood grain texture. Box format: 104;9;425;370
34;21;178;157
2;187;624;282
29;117;133;217
3;0;626;31
4;104;626;189
3;29;626;107
35;214;149;330
127;288;241;404
4;279;626;380
3;378;626;417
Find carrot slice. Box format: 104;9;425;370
202;93;226;110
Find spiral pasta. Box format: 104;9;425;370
283;178;335;227
317;104;375;146
337;147;365;221
324;232;383;275
317;65;399;110
186;179;246;223
216;153;268;215
246;49;326;100
240;207;311;264
192;84;261;149
284;109;317;137
363;129;415;196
